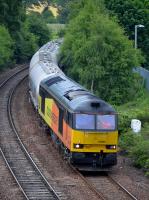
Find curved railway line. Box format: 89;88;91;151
0;65;147;200
0;67;62;200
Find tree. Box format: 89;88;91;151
0;0;25;36
57;0;75;23
0;25;13;69
59;0;144;105
15;22;38;63
0;0;27;63
27;13;51;47
104;0;149;69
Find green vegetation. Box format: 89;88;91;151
0;0;25;35
117;91;149;175
14;20;38;62
120;131;149;176
27;13;51;47
47;24;65;38
104;0;149;69
42;7;57;24
59;0;144;105
0;26;13;70
117;89;149;132
0;1;51;69
57;0;149;174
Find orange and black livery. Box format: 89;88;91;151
38;75;118;170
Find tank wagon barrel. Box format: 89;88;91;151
29;39;118;171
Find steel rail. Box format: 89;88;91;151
69;162;138;200
0;68;29;199
69;164;106;200
0;68;61;200
107;174;138;200
0;147;29;200
0;64;28;88
8;76;61;200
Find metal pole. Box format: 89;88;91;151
135;24;144;49
135;25;137;49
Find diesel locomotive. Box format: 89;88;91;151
29;39;118;170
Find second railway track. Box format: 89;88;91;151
0;67;62;200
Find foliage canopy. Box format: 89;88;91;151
27;13;51;47
0;1;52;66
104;0;149;69
59;0;143;105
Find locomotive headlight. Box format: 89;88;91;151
74;144;84;149
106;145;116;149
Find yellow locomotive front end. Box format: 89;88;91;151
69;113;118;169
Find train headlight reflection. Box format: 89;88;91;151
106;145;116;149
74;144;84;149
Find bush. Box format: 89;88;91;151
119;131;149;175
130;140;149;168
118;91;149;174
117;90;149;130
0;25;13;70
57;28;65;37
119;132;136;150
145;160;149;176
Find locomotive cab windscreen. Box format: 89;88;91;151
74;113;117;131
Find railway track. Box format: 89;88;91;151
0;67;62;200
107;173;138;200
70;165;138;200
0;64;27;86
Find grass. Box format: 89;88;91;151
116;90;149;176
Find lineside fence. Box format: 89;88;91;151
133;67;149;91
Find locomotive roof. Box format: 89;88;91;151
40;75;116;114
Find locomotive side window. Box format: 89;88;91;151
39;86;50;115
75;114;95;130
96;115;115;130
39;87;46;114
41;94;45;114
66;111;73;127
59;107;64;134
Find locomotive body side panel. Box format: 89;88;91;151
38;94;72;150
